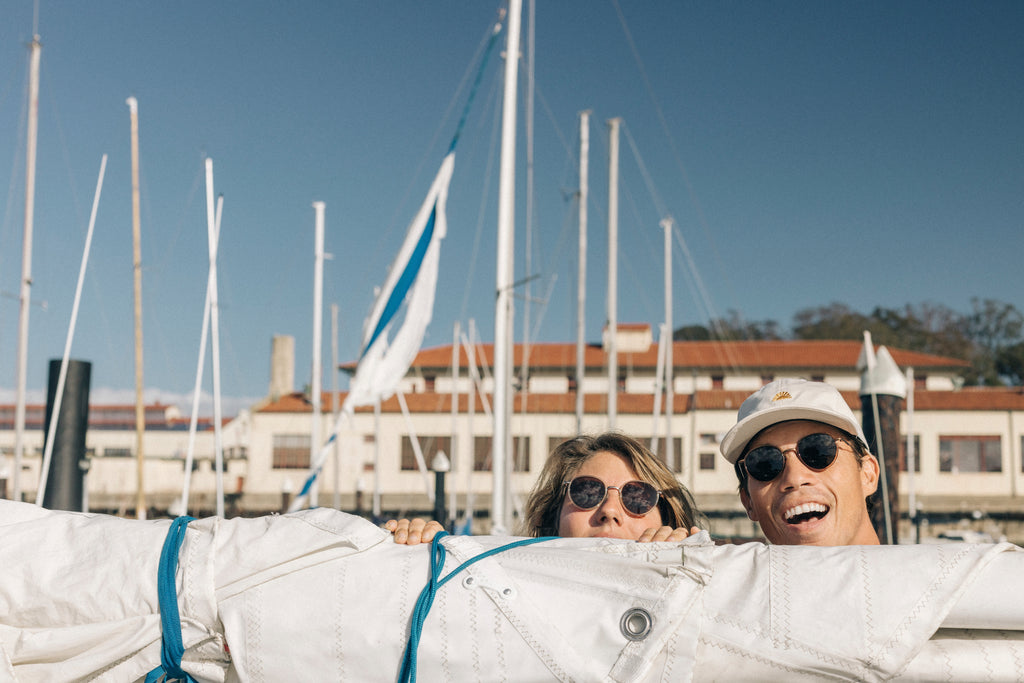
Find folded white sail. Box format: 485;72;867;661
1;499;1022;682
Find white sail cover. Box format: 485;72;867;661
1;499;1023;682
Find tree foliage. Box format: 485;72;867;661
674;298;1024;386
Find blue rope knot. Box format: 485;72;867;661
146;516;197;683
398;531;554;682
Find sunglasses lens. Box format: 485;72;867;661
568;476;606;509
796;433;838;469
620;481;659;515
743;446;785;482
742;433;841;482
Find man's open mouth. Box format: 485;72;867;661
784;502;829;524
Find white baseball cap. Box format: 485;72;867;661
720;378;868;464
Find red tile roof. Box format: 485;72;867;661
257;386;1024;415
342;340;969;373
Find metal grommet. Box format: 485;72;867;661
462;575;475;588
620;608;653;641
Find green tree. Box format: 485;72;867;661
964;298;1024;385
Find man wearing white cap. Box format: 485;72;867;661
720;378;881;546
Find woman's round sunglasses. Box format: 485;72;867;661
562;475;661;516
739;433;852;483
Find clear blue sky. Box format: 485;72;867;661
1;1;1021;414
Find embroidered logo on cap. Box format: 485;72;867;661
771;391;792;401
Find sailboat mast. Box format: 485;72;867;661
575;111;589;434
492;0;522;535
331;303;340;510
662;217;674;470
519;0;535;422
12;35;41;503
310;201;325;508
125;96;147;519
606;118;621;429
205;160;225;518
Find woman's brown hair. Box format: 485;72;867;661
518;431;703;537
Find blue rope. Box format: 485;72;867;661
146;516;197;683
447;9;505;153
398;532;555;682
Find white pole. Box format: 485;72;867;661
492;0;522;535
372;398;381;518
575;110;590;434
205;160;225;518
905;366;916;542
126;95;147;520
519;0;535;443
310;201;325;508
606;117;621;429
36;154;107;504
13;36;41;503
181;193;221;515
331;303;341;510
650;323;666;453
466;320;479;527
662;217;674;471
450;321;460;527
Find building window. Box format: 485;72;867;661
473;436;530;472
711;375;724;390
898;434;921;472
272;434;310;469
548;436;575;456
104;447;132;458
939;435;1001;473
699;433;718;471
400;435;451;471
649;436;682;473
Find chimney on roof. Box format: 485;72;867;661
269;335;295;401
602;323;652;354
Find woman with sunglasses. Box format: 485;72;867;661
388;432;702;543
520;431;702;540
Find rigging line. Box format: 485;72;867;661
448;7;507;153
610;0;746;332
379;9;506;255
622;122;668;220
457;80;503;324
609;0;715;248
672;225;744;374
43;74;85;228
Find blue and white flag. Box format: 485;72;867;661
345;152;454;409
290;152;455;511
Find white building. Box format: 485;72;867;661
248;330;1024;541
5;330;1023;541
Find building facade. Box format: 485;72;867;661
5;333;1023;541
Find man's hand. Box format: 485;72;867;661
385;518;444;545
635;526;701;543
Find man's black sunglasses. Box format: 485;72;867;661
738;433;853;483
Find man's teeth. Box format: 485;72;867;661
784;503;828;521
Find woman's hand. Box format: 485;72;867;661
385;518;444;545
635;526;701;543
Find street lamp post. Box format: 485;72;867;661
432;451;451;531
